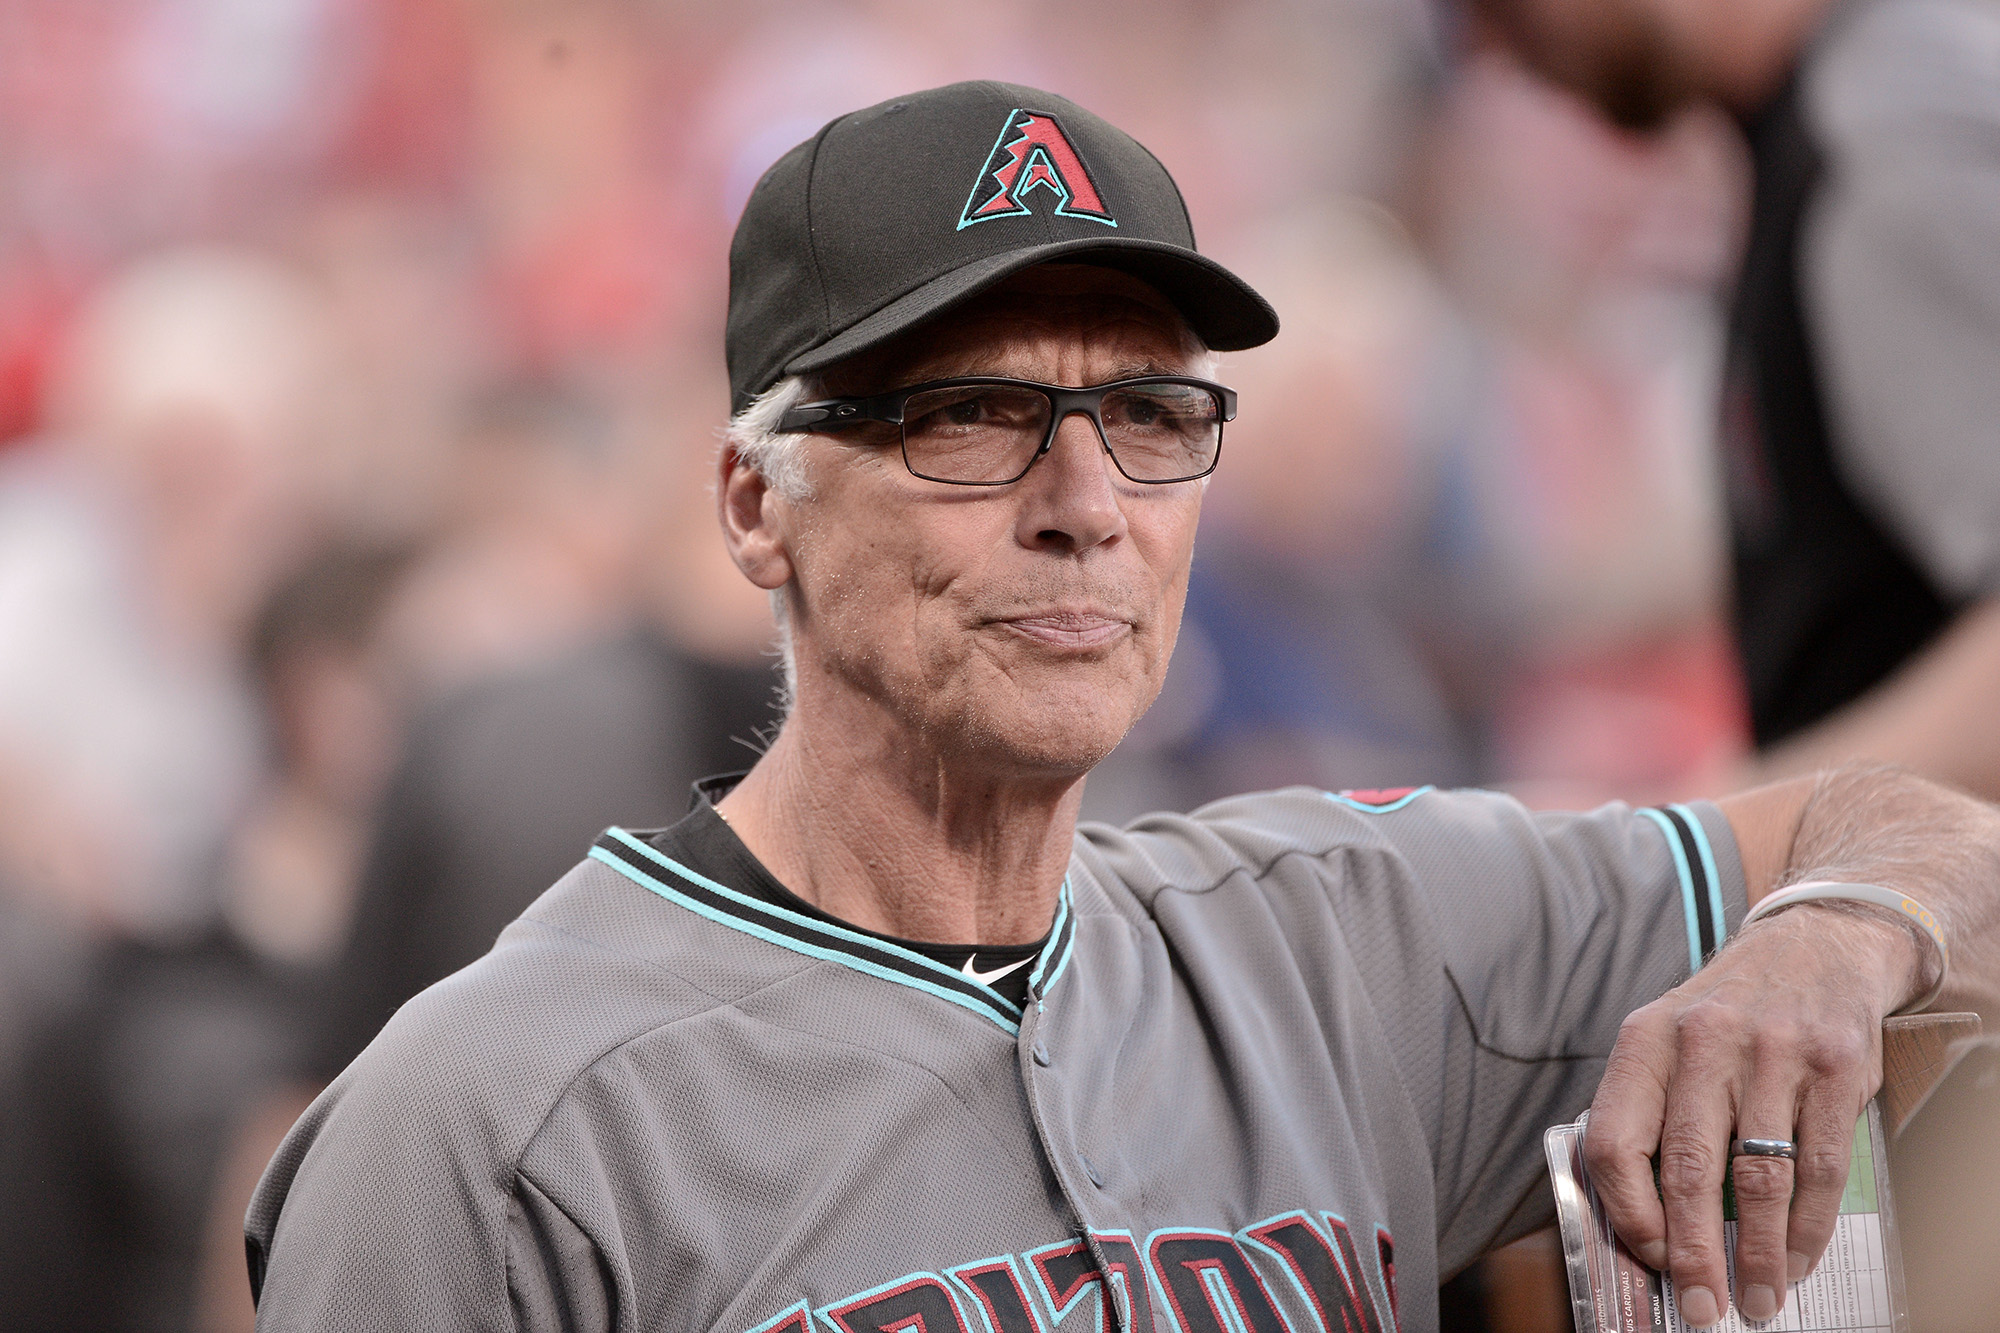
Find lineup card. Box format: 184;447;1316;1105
1544;1106;1907;1332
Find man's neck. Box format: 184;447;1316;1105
714;714;1081;948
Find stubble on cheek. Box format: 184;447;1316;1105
794;537;969;717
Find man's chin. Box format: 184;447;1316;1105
947;687;1144;780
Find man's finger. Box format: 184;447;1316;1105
1724;1080;1800;1324
1584;1010;1674;1272
1786;1069;1868;1285
1655;1012;1744;1329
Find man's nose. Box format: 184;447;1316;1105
1012;410;1126;554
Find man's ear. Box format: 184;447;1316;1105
717;444;795;592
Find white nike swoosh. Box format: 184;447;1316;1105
962;956;1033;986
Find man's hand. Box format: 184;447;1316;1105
1585;763;2000;1327
1585;765;1998;1326
1583;903;1921;1328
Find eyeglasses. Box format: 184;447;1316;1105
775;375;1236;485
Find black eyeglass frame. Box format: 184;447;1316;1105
774;375;1238;486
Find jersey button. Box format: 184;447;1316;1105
1080;1154;1104;1189
1032;1041;1051;1067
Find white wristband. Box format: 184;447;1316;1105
1740;880;1948;1014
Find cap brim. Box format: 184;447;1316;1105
784;237;1278;379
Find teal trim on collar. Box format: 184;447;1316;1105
592;827;1039;1033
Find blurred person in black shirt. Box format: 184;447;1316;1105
0;890;96;1330
311;628;777;1077
310;377;780;1079
221;545;419;969
14;924;302;1333
1468;0;2000;797
0;544;417;1333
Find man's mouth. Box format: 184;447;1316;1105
994;610;1132;649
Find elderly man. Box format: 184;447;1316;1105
248;83;1998;1332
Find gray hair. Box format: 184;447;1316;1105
724;376;816;711
725;375;816;504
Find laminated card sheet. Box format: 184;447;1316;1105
1544;1105;1908;1333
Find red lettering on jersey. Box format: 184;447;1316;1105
1244;1213;1387;1333
1375;1231;1398;1331
746;1303;815;1333
949;1258;1046;1333
1089;1230;1161;1333
1149;1230;1294;1333
823;1276;972;1333
749;1211;1400;1333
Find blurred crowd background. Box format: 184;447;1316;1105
0;0;1771;1328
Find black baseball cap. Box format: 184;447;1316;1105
726;80;1279;414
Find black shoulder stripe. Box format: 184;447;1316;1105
1657;806;1718;959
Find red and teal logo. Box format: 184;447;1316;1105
958;108;1118;230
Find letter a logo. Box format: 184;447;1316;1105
958;109;1118;230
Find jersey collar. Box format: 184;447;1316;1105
589;827;1075;1035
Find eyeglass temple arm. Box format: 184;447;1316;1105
777;395;908;434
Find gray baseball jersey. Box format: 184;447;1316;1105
246;784;1743;1333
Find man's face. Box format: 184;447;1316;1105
1482;0;1697;131
766;267;1209;781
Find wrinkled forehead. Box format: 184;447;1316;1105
817;265;1205;395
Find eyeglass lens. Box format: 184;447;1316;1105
900;383;1222;484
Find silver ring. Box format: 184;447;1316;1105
1730;1138;1798;1160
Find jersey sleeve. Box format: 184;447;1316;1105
249;1081;623;1333
1326;790;1747;1269
1805;0;2000;599
248;906;638;1332
247;1087;510;1329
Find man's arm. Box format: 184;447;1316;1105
1584;764;2000;1327
1752;600;2000;803
1755;0;2000;802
